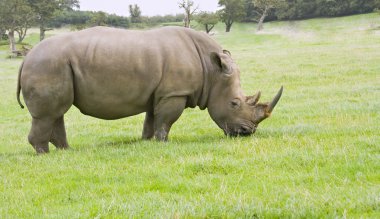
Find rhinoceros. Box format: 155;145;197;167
16;26;283;154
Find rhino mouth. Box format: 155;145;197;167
223;124;256;137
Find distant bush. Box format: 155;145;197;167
160;22;183;27
48;10;186;29
49;10;130;29
144;14;185;25
1;34;8;41
275;0;380;20
0;40;8;46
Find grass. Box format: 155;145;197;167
0;13;379;218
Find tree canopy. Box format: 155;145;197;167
253;0;284;31
218;0;246;32
129;4;142;23
179;0;199;28
196;11;219;33
0;0;34;50
275;0;380;20
27;0;79;40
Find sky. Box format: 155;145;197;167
79;0;220;17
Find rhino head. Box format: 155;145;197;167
207;50;283;137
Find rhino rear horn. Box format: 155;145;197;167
267;86;283;113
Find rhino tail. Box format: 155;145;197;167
17;61;25;109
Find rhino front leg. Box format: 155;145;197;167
142;110;154;140
153;97;186;141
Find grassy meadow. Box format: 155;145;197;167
0;13;379;218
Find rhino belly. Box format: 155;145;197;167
72;71;159;120
73;93;149;120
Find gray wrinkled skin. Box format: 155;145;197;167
16;26;282;154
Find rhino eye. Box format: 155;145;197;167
230;99;241;109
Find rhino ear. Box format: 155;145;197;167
211;52;232;75
247;91;261;106
223;50;231;56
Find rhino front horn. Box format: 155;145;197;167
267;86;283;113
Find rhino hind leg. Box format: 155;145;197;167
50;116;70;150
22;64;74;153
28;117;56;154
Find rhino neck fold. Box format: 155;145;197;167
191;38;211;110
197;66;211;110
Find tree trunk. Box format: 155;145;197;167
184;13;190;28
205;24;215;34
226;24;231;32
225;20;233;32
257;7;269;31
16;28;27;43
8;30;16;52
39;25;45;41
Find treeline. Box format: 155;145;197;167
220;0;380;32
1;0;379;53
272;0;379;20
48;11;129;29
48;10;185;29
49;0;380;33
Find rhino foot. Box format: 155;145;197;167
50;116;70;150
28;116;70;154
154;129;169;141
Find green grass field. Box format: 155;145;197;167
0;13;379;218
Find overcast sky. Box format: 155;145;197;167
79;0;220;17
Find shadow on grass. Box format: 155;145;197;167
2;129;292;157
0;150;36;158
252;128;287;139
170;133;224;144
71;132;228;151
70;136;143;152
102;137;142;146
369;26;380;30
74;129;291;150
103;134;225;146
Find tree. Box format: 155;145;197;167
144;14;185;25
275;0;316;20
0;0;34;51
0;28;5;40
87;11;107;26
28;0;79;41
129;4;142;23
178;0;198;28
196;12;219;33
243;0;256;21
48;10;130;30
253;0;284;31
15;7;35;43
107;14;129;28
218;0;245;32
